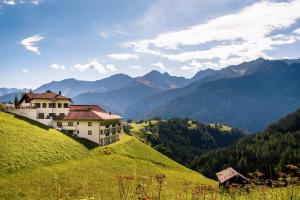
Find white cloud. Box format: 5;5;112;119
180;65;192;71
181;60;219;71
130;65;142;70
3;0;41;5
153;62;167;71
129;1;300;50
73;60;116;74
20;34;44;54
99;29;128;39
99;32;108;39
22;69;28;73
106;64;116;72
190;60;219;70
30;0;40;5
3;0;15;5
107;53;139;61
124;0;300;68
50;64;66;70
294;28;300;35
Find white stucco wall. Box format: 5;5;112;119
7;108;53;126
32;99;70;118
53;120;122;145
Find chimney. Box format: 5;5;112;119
59;91;61;95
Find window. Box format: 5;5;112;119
105;124;110;128
100;130;104;135
77;130;79;134
57;121;62;127
58;103;62;108
42;103;47;108
88;130;92;135
105;129;110;136
63;103;69;108
48;113;56;118
37;113;44;119
77;122;79;125
35;103;41;108
59;113;65;117
68;122;73;126
88;122;92;126
48;103;56;108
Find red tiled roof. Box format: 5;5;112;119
62;110;121;120
23;91;71;100
62;104;121;120
70;105;106;112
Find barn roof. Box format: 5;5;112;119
216;167;249;184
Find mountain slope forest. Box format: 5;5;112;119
0;112;215;199
128;119;244;169
194;108;300;179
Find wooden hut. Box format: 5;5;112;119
216;167;249;187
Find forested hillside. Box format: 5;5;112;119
129;118;244;169
194;108;300;179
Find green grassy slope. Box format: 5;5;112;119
0;112;215;199
0;112;88;177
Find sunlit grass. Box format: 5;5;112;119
209;123;233;132
0;112;215;199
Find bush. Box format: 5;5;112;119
0;104;5;112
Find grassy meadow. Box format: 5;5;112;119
0;112;215;199
0;112;299;199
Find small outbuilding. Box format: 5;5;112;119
216;167;249;187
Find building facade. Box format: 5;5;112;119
7;90;122;146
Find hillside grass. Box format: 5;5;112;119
0;112;215;199
0;112;89;177
129;120;158;135
1;112;297;199
209;123;233;132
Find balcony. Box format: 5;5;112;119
62;126;77;131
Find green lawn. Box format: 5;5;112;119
0;112;215;199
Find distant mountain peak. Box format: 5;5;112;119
144;70;162;77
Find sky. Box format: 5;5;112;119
0;0;300;89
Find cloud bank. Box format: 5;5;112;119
124;0;300;69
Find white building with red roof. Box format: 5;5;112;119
8;90;123;145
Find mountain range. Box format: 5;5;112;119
1;57;300;132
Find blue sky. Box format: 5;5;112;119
1;0;300;89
